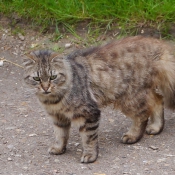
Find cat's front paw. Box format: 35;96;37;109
48;145;66;155
81;152;98;163
121;134;139;144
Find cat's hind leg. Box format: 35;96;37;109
121;114;148;144
48;116;71;155
121;90;150;144
146;93;164;135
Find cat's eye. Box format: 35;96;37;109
50;75;57;80
33;77;41;81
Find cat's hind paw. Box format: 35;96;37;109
48;145;66;155
121;134;140;144
146;124;163;135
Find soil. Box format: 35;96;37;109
1;17;175;175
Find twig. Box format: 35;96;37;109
0;57;24;69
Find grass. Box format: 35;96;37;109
1;0;175;39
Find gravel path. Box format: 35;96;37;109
1;25;175;175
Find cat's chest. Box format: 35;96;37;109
43;101;74;119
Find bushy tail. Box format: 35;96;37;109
156;51;175;109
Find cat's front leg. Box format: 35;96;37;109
79;113;100;163
48;118;71;155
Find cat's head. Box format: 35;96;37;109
23;50;71;95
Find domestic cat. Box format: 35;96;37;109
23;36;175;163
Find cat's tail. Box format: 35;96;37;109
155;48;175;109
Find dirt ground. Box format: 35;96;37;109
1;20;175;175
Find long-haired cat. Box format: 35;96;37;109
23;36;175;163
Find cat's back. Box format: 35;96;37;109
87;36;171;63
85;36;174;78
84;36;173;106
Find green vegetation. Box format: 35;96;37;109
1;0;175;38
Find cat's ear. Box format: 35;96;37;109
23;53;36;67
50;52;63;62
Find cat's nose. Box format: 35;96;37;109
41;82;50;92
42;86;49;92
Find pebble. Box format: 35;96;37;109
20;46;25;51
0;60;3;67
149;145;158;150
108;119;114;123
7;157;12;161
18;33;25;41
15;154;21;157
157;158;166;163
65;43;72;48
29;133;37;137
7;144;14;149
77;149;82;152
74;143;80;147
114;157;120;162
45;160;50;164
31;43;38;48
5;126;16;130
53;169;59;174
3;140;7;144
2;34;7;40
23;166;28;170
54;159;60;163
28;160;32;163
165;154;175;157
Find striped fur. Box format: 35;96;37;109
24;36;175;163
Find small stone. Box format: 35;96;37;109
45;160;50;164
18;33;25;41
149;145;158;150
8;157;12;161
164;164;170;167
114;157;120;162
29;133;37;137
0;60;3;67
109;119;114;123
74;143;80;147
3;140;7;144
15;154;21;157
53;169;59;173
31;43;38;48
2;34;7;40
141;30;144;34
5;126;16;130
54;159;60;163
157;158;166;163
31;37;35;41
22;166;28;170
20;46;25;51
65;43;72;48
7;144;14;149
165;154;175;157
77;149;82;152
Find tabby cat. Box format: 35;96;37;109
23;36;175;163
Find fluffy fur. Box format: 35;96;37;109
23;36;175;163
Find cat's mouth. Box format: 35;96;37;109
43;91;51;95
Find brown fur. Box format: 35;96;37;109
23;36;175;163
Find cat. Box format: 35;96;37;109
23;36;175;163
